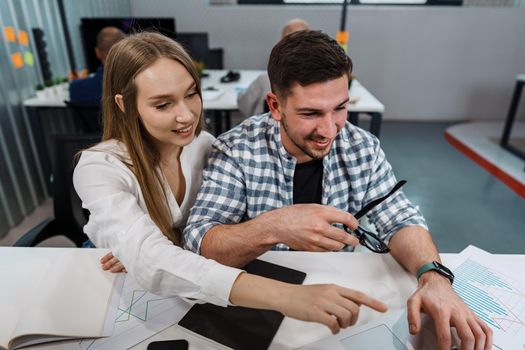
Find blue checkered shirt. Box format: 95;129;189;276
183;113;427;253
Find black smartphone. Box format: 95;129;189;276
147;339;189;350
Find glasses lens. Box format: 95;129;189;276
358;228;390;253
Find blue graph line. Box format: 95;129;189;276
453;259;512;330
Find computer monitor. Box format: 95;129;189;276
80;17;176;73
175;33;209;62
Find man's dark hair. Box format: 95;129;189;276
268;30;353;98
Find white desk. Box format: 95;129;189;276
22;71;385;133
200;70;385;136
19;250;525;350
23;72;384;115
129;251;521;350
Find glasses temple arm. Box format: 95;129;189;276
354;180;407;220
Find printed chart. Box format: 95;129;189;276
71;276;191;350
451;248;525;349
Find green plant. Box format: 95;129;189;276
194;60;205;78
44;79;53;87
35;83;44;91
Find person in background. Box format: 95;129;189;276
184;30;493;350
237;18;309;118
73;32;387;334
69;26;125;104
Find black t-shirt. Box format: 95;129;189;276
293;159;323;204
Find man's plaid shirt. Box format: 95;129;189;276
183;113;427;253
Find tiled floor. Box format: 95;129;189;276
445;121;525;199
2;121;524;253
380;121;525;254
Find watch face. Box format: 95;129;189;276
434;261;455;283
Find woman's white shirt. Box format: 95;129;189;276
73;131;242;306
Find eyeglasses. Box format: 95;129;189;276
344;180;407;254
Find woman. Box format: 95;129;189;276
73;32;386;334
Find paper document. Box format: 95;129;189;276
449;245;525;350
0;248;123;350
65;275;192;350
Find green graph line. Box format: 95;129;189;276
116;289;169;322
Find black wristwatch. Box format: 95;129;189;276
416;261;454;285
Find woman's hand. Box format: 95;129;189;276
277;283;388;334
100;251;127;273
229;273;387;334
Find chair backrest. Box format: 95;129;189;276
64;100;102;133
51;134;101;245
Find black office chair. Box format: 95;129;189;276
14;134;101;247
64;101;102;134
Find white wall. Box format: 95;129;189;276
131;1;525;121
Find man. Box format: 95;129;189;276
69;26;125;104
237;18;309;117
184;30;492;349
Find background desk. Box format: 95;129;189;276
201;70;385;136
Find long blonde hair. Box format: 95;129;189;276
101;32;203;245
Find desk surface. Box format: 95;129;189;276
18;250;525;350
24;70;385;114
135;251;522;350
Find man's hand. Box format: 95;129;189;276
100;251;127;273
407;272;493;350
273;204;359;251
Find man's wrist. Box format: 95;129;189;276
418;270;452;285
255;210;282;246
416;261;454;285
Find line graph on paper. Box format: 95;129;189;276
72;276;191;350
453;258;525;348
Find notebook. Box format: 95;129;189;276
178;259;306;350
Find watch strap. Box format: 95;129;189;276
416;261;454;284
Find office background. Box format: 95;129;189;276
1;0;524;251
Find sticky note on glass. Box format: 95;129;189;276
4;26;16;42
11;52;24;69
24;51;34;66
18;30;29;46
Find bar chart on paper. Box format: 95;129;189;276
453;257;525;349
70;276;192;350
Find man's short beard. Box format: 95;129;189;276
280;113;327;160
